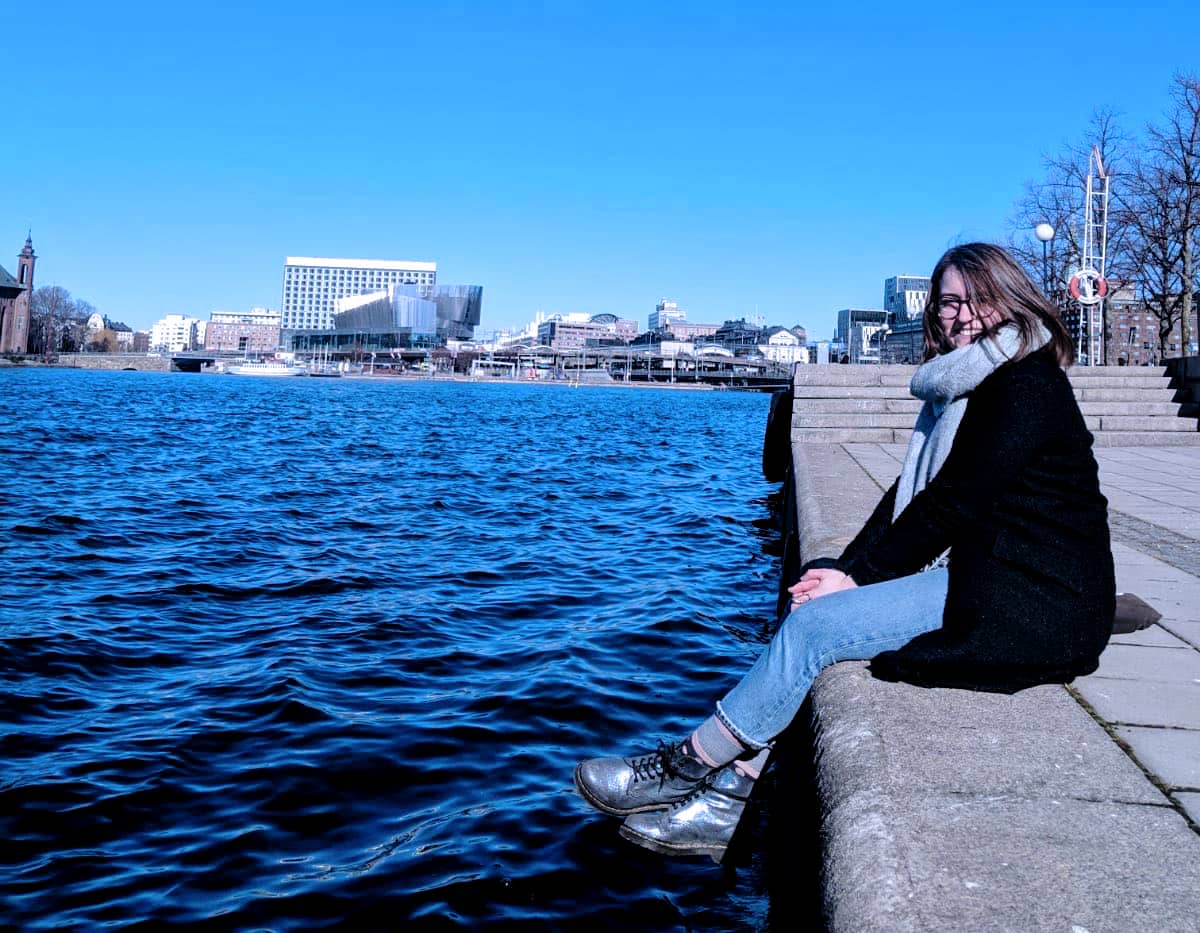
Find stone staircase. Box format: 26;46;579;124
791;364;1200;446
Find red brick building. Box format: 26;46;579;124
0;236;35;354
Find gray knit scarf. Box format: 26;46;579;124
893;323;1051;522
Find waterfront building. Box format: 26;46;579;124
880;318;925;364
884;275;931;325
280;257;437;331
714;318;763;351
538;312;636;349
790;325;808;345
835;308;888;363
0;235;35;354
149;314;203;352
205;308;282;354
663;321;719;341
1102;285;1199;365
649;298;686;332
83;312;134;352
288;283;482;351
758;326;808;365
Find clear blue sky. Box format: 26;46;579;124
5;0;1198;340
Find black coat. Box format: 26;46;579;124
832;348;1115;692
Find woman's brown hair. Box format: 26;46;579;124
922;242;1075;366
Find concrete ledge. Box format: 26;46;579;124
789;443;1200;930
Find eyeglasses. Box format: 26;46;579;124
937;295;975;320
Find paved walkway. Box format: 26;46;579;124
839;443;1200;830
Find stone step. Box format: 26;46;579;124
1092;415;1197;432
1076;387;1179;402
794;425;1200;445
794;413;917;429
1069;365;1167;377
795;368;914;387
1076;401;1183;416
1092;430;1200;446
794;398;924;414
793;428;911;444
1067;375;1171;389
792;385;915;398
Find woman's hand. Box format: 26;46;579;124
788;568;857;610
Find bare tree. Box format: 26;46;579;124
29;285;73;357
1146;73;1200;354
1119;157;1186;359
1007;111;1135;361
1009;112;1133;283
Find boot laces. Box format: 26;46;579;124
667;772;720;809
627;739;677;785
668;768;753;809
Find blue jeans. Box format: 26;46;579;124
715;568;949;748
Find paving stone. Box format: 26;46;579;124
1073;677;1200;729
1176;792;1200;826
1091;644;1200;682
1162;620;1200;650
1115;726;1200;789
1108;624;1193;649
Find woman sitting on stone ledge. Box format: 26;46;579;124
574;242;1115;862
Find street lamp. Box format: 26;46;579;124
1034;223;1055;296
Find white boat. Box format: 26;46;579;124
226;360;307;377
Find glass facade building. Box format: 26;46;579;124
288;284;482;351
280;257;438;330
884;275;932;325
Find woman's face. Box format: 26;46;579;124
937;267;1004;348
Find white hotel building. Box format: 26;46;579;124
280;257;437;330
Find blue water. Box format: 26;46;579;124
1;368;808;929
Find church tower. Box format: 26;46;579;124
0;235;35;353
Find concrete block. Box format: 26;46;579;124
1073;677;1200;728
832;796;1200;933
811;664;1199;933
1115;726;1200;788
813;663;1161;805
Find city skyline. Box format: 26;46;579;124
6;2;1199;342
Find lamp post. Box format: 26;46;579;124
1034;223;1055;296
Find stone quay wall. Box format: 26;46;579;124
764;411;1200;930
54;353;173;373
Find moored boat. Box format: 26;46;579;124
226;360;307;377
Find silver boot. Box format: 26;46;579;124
618;764;754;863
574;741;712;816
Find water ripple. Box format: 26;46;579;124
0;369;798;929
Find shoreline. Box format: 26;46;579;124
3;359;773;392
